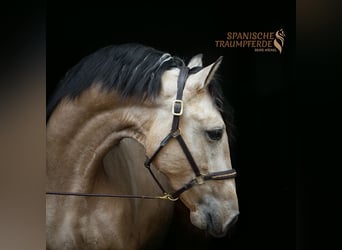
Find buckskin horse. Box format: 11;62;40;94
46;43;239;249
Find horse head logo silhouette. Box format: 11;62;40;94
273;29;285;54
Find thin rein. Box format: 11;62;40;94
46;191;179;201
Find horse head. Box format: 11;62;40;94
145;55;239;237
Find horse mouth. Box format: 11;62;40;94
206;211;239;238
206;212;227;238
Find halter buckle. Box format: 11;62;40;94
172;100;183;116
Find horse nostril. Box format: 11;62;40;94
207;212;213;224
226;213;239;231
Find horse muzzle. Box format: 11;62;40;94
189;196;239;237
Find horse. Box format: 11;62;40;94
46;43;239;249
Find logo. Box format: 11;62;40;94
214;28;285;54
273;29;285;54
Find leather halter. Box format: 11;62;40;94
143;66;237;201
46;66;237;201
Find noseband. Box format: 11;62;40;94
46;66;236;201
143;66;237;201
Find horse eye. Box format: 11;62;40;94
206;129;223;141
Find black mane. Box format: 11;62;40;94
47;43;184;120
47;43;234;139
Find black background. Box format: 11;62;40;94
0;1;339;249
47;3;295;250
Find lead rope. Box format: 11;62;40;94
46;191;173;200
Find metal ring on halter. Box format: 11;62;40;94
195;175;205;185
171;128;181;137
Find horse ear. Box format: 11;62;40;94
187;56;223;90
187;54;203;68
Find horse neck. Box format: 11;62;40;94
46;85;155;192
